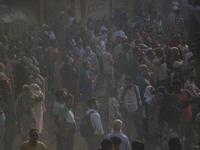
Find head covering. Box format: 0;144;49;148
100;26;108;31
30;83;43;102
21;84;34;99
173;60;183;69
85;46;92;52
30;83;43;95
144;86;153;103
30;83;41;92
172;5;179;11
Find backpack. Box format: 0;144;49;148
80;111;95;138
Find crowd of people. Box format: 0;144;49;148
0;0;200;150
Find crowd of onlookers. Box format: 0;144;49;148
0;0;200;150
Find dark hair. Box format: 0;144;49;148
123;43;130;51
15;48;22;56
63;94;74;102
82;61;89;68
132;140;144;150
110;136;122;146
168;137;182;150
88;98;97;108
135;39;142;45
154;48;162;56
132;46;140;54
55;90;65;101
62;55;71;64
99;139;113;150
29;129;39;135
146;49;154;57
0;80;8;89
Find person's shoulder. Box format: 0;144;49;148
120;132;129;139
19;141;30;149
106;133;112;138
37;141;47;146
37;141;47;149
21;141;29;146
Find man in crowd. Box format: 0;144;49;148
86;98;104;150
184;67;200;117
19;129;47;150
57;94;76;150
119;76;143;141
0;80;16;150
106;119;131;150
53;90;66;150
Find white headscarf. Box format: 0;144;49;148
30;83;42;96
144;86;153;104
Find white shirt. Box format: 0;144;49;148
87;109;104;136
153;57;169;81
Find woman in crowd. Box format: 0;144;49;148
30;83;45;134
16;84;37;141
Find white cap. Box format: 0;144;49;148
42;24;47;28
100;26;108;31
173;6;179;11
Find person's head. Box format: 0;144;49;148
63;55;73;65
137;64;152;79
63;94;74;109
155;48;164;58
29;129;39;144
168;137;182;150
172;79;182;93
132;46;142;58
146;49;156;60
75;36;82;45
55;90;67;102
148;27;156;36
84;46;92;56
82;61;90;70
113;119;123;131
99;139;113;150
2;55;9;64
33;67;40;76
88;98;98;110
124;76;133;89
110;136;122;150
132;32;140;40
154;86;167;95
185;67;197;80
0;63;5;73
26;48;33;57
15;48;23;58
132;140;144;150
0;80;10;91
171;47;179;57
123;43;131;52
